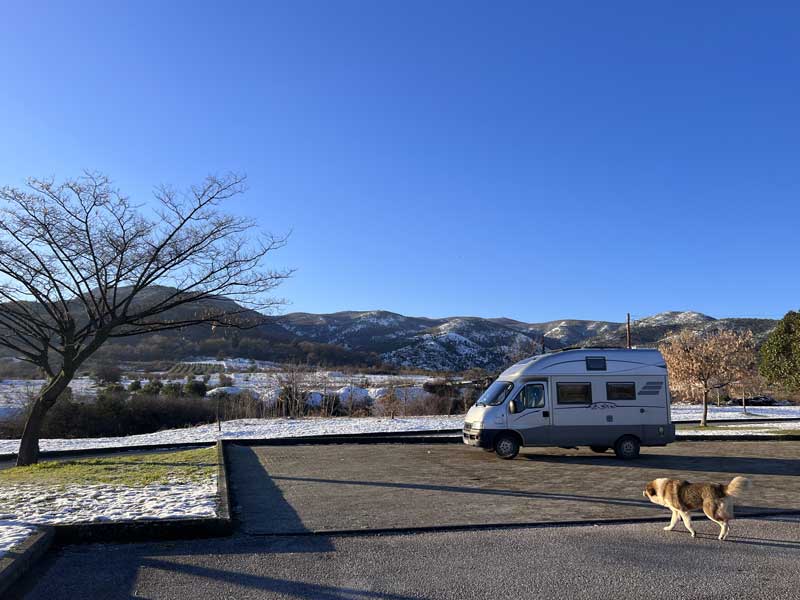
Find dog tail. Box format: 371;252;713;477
725;476;751;498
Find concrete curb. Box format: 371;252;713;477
244;509;800;538
226;434;462;447
678;417;800;425
0;430;463;461
0;527;54;597
216;439;232;522
677;434;800;441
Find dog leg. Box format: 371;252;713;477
679;511;696;537
664;510;679;531
716;499;734;540
702;502;727;541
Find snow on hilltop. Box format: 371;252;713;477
635;311;715;328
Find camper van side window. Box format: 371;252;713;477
606;382;636;401
586;357;606;371
557;383;592;404
516;383;545;410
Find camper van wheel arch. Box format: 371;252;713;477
613;436;641;460
494;433;521;460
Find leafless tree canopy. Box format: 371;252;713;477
0;172;289;375
659;329;756;425
0;171;290;464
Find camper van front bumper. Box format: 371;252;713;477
462;425;499;448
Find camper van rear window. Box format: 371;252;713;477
606;382;636;401
585;357;607;371
557;383;592;404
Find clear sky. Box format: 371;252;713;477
1;1;798;323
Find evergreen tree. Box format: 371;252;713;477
760;311;800;391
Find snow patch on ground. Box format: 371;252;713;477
0;479;217;526
0;522;37;560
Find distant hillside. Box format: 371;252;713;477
0;290;780;372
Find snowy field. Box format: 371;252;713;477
0;369;437;418
670;404;800;421
0;522;37;560
0;377;97;419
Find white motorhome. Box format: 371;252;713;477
463;348;675;459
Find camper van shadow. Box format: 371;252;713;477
520;452;800;477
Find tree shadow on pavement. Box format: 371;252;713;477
271;474;656;509
520;453;800;476
227;444;335;538
134;558;423;600
687;531;800;550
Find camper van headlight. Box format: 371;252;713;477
470;421;482;430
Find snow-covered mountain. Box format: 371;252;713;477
271;309;776;372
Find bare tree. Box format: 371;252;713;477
659;329;756;426
276;363;308;418
729;367;764;415
0;172;290;465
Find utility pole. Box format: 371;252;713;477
626;313;632;349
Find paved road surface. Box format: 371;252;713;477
11;516;800;599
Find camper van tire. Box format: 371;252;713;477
589;446;609;454
613;436;641;460
494;434;520;459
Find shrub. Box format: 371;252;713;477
161;382;183;398
92;363;122;384
183;380;207;397
760;311;800;392
142;379;163;395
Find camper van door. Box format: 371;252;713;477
508;381;551;444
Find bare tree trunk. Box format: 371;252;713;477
16;373;72;466
701;389;709;427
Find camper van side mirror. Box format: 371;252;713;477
508;400;517;414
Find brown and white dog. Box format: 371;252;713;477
643;477;751;540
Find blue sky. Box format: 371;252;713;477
1;1;798;323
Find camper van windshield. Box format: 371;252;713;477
476;381;514;406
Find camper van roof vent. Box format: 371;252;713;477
585;356;607;371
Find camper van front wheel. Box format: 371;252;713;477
494;434;520;459
614;436;640;460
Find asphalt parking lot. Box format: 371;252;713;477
9;440;800;599
227;441;800;533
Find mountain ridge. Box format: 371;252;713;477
0;290;779;372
